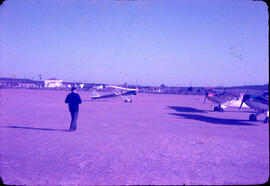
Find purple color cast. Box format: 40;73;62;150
0;89;269;185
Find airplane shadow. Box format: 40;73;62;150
84;99;112;102
169;113;256;126
0;125;69;132
82;99;92;102
167;106;207;113
167;106;253;113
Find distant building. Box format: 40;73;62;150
96;85;104;89
0;77;44;88
79;83;84;89
44;78;63;88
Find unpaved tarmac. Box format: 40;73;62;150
0;89;269;185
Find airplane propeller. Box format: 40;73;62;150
239;95;248;110
203;92;208;103
239;99;244;110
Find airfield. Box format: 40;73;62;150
0;88;269;185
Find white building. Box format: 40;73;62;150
44;78;63;88
95;85;104;90
79;83;84;89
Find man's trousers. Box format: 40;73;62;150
69;110;78;131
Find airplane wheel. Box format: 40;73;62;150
124;99;128;103
214;106;219;112
129;100;133;103
264;117;269;123
249;114;257;121
219;108;224;112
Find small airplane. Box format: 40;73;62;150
203;90;243;112
91;85;137;103
239;93;269;123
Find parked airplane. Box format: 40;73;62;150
203;90;242;112
239;94;269;123
91;85;137;103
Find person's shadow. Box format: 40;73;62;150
0;125;69;132
1;176;16;186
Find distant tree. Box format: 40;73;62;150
160;84;166;88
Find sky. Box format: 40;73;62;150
0;0;268;87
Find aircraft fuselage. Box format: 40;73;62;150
91;90;136;100
207;95;232;104
244;100;269;111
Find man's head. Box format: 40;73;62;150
71;87;77;92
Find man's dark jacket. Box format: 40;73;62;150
65;92;82;112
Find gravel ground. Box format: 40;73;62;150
0;88;268;185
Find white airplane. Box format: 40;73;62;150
239;93;269;123
91;85;138;103
203;90;244;112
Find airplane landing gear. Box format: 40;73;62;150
214;105;224;112
249;114;257;121
124;98;132;103
264;117;269;123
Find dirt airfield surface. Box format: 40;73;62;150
0;88;269;185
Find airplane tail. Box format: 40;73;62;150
91;90;101;99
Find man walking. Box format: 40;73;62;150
65;87;82;132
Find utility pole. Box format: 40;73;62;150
39;74;42;81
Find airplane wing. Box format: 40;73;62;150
90;85;137;103
107;85;138;91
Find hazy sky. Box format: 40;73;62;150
0;0;268;86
